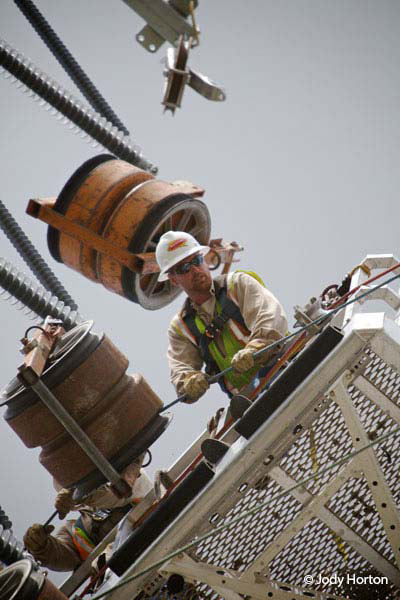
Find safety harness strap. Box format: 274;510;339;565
182;280;249;376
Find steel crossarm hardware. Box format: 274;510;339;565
162;36;226;111
123;0;198;53
331;374;400;567
160;554;348;600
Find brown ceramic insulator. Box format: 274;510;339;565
97;178;179;295
38;578;69;600
57;157;153;281
0;560;68;600
6;334;128;448
47;154;211;309
40;374;162;486
3;322;164;489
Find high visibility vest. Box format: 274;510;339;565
173;271;265;393
69;502;139;561
68;518;95;561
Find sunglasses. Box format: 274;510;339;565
170;254;204;275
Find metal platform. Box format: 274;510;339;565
63;255;400;600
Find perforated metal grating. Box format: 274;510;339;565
351;385;400;509
194;479;302;573
279;399;354;496
270;517;374;586
178;351;400;598
363;349;400;407
327;477;395;564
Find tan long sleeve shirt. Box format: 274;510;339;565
167;271;288;396
28;469;152;571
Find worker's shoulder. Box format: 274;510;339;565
168;311;197;343
168;314;183;338
169;311;183;329
226;269;266;289
168;302;189;335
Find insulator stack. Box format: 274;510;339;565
1;321;167;495
43;154;211;310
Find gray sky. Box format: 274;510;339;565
1;0;399;587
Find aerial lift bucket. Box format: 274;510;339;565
2;321;167;496
28;154;211;310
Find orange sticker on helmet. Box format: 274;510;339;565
167;239;187;252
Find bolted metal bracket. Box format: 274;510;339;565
123;0;199;53
162;36;226;113
18;319;65;385
188;68;226;102
293;296;332;334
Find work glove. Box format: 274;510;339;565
54;488;75;519
231;348;255;373
182;371;209;402
23;523;55;554
232;339;273;373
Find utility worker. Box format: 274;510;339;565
23;463;152;572
156;231;288;402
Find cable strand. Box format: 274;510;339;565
14;0;130;135
0;198;78;310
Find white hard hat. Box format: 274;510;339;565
156;231;209;281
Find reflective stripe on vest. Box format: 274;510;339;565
70;519;95;561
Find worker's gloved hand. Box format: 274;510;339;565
182;371;209;402
55;488;75;519
231;348;255;373
23;523;55;554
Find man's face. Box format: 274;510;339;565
168;252;212;295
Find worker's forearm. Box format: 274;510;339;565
168;328;204;394
30;525;81;572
